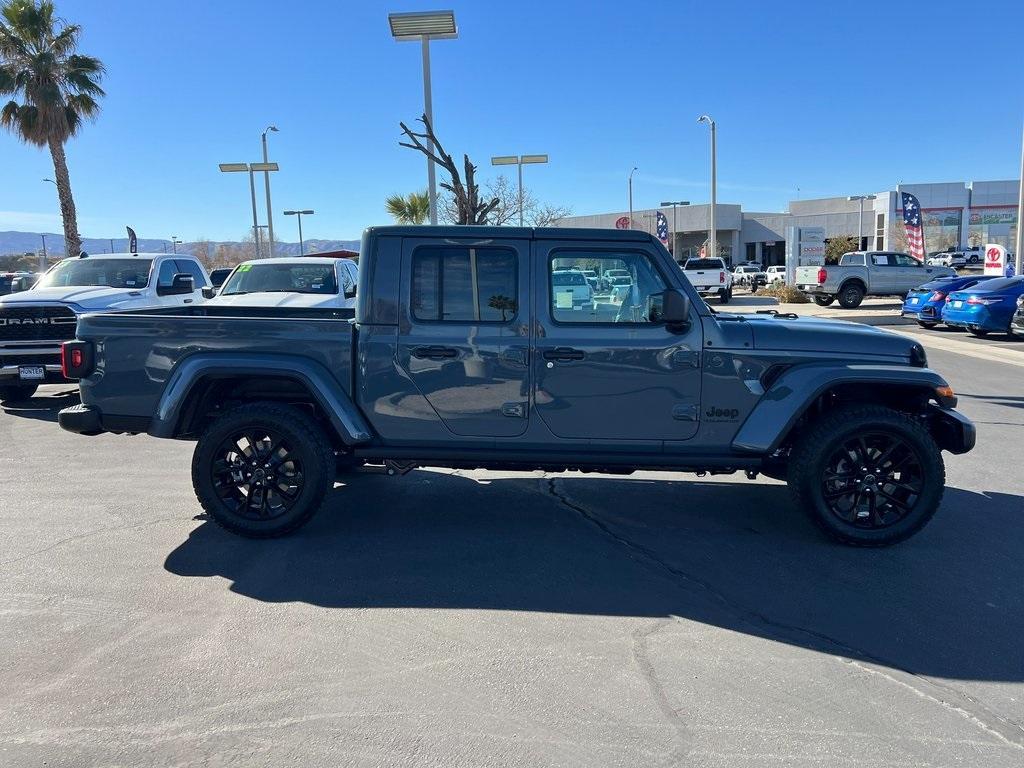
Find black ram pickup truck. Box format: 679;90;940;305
58;226;975;546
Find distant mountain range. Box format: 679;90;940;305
0;231;361;258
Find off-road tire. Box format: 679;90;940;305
917;321;938;329
787;405;945;546
813;296;836;307
192;401;335;538
0;383;39;403
719;286;732;304
837;284;865;309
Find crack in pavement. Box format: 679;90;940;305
544;476;1024;751
632;618;691;765
0;517;180;569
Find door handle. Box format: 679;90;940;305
411;345;459;360
542;347;585;361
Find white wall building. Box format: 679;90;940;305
554;179;1020;266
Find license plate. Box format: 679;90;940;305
910;297;919;304
951;300;963;308
19;365;45;381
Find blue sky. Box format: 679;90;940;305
2;0;1022;242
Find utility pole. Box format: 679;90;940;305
1016;120;1023;275
698;115;716;259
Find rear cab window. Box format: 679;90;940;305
410;246;518;323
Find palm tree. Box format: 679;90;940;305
0;1;104;258
385;191;430;225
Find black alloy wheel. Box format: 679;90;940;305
192;402;334;537
820;432;924;530
787;404;944;546
211;430;305;521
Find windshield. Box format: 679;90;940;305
36;258;153;289
684;259;722;270
971;276;1023;292
220;263;338;295
552;272;587;286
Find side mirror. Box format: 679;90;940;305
201;286;217;299
158;273;195;296
649;288;691;331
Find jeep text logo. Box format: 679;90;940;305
705;406;740;422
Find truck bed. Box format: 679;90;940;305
73;305;356;430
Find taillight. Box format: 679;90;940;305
817;267;827;284
966;296;1000;305
928;291;946;301
61;341;94;380
719;271;725;283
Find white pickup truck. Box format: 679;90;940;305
205;257;359;308
680;257;733;303
0;252;209;402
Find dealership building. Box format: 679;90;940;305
554;179;1020;266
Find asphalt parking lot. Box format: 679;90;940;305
2;341;1023;767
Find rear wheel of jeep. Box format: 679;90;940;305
837;284;865;309
192;401;335;538
813;295;835;307
0;383;39;403
787;405;944;546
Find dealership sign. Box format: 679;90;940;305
983;243;1007;275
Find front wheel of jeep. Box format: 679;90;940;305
192;401;335;538
787;405;945;546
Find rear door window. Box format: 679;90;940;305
411;246;518;323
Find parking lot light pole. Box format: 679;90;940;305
389;10;458;226
1016;121;1023;275
261;126;279;258
847;195;876;250
284;209;314;256
171;236;182;254
698;115;716;258
628;167;638;229
491;154;549;226
219;162;279;258
660;200;690;255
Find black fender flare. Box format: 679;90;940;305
150;352;373;445
731;363;952;455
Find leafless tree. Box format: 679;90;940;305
439;174;572;227
399;114;498;225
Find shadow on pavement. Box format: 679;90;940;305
165;470;1024;683
1;388;79;422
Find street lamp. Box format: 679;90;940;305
628;167;638;229
389;9;458;226
284;209;314;256
660;200;690;254
171;236;182;253
847;195;877;249
40;179;56;267
219;162;279;257
491;154;548;226
698;115;716;259
261;125;279;257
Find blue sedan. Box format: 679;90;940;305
901;275;998;328
941;276;1024;337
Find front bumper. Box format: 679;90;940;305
927;405;976;455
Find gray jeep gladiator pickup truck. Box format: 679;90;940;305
57;226;975;546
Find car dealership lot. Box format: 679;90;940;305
1;343;1023;767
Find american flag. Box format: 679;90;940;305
901;191;925;261
655;211;669;248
